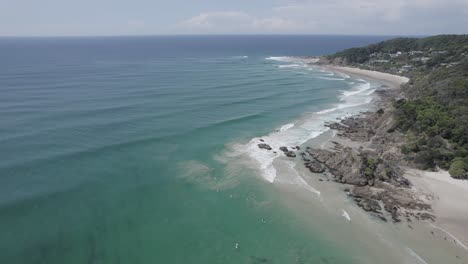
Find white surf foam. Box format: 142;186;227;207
316;107;339;115
232;56;248;59
341;209;351;221
234;80;376;183
266;56;296;62
430;223;468;251
342;82;371;97
280;123;295;131
405;248;429;264
224;65;378;188
282;160;321;195
317;77;346;81
336;72;351;79
315;81;374;116
232;118;329;183
278;64;302;69
266;56;314;67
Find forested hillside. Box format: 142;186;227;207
326;35;468;178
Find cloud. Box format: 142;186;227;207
176;0;468;35
179;11;252;30
252;18;303;32
177;11;304;33
270;0;468;34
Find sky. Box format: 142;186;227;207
1;0;467;36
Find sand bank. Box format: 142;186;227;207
406;169;468;248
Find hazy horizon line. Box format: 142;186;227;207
0;33;434;39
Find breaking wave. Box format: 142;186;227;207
222;56;377;192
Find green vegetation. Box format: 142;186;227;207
394;61;468;177
449;157;468;179
328;35;468;179
363;157;379;178
328;35;468;68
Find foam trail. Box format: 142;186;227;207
317;77;346;81
316;80;374;115
232;56;248;59
298;177;321;196
342;82;371;97
405;248;428;264
280;123;295;131
316;107;339;115
285;161;321;196
336;72;351;78
230;65;378;184
266;56;295;62
278;64;302;69
341;210;351;221
430;223;468;251
315;101;371;116
265;56;317;65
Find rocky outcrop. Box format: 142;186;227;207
306;148;333;163
306;144;407;188
280;146;296;158
257;143;272;151
349;186;384;218
304;160;326;173
346;183;433;222
302;129;430;222
257;143;298;157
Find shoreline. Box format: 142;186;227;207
406;169;468;247
323;65;410;87
303;64;468;256
249;61;468;262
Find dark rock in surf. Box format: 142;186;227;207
257;143;272;151
278;146;296;158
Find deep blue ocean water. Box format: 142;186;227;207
0;35;394;263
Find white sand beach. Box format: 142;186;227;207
406;169;468;248
326;65;410;85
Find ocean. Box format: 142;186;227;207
0;35;403;263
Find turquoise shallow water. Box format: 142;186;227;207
0;35;393;263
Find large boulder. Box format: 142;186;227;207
350;186;374;198
357;198;382;213
305;160;326;173
257;143;272;151
279;146;296;158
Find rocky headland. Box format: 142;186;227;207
304;66;437;223
256;66;436;223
